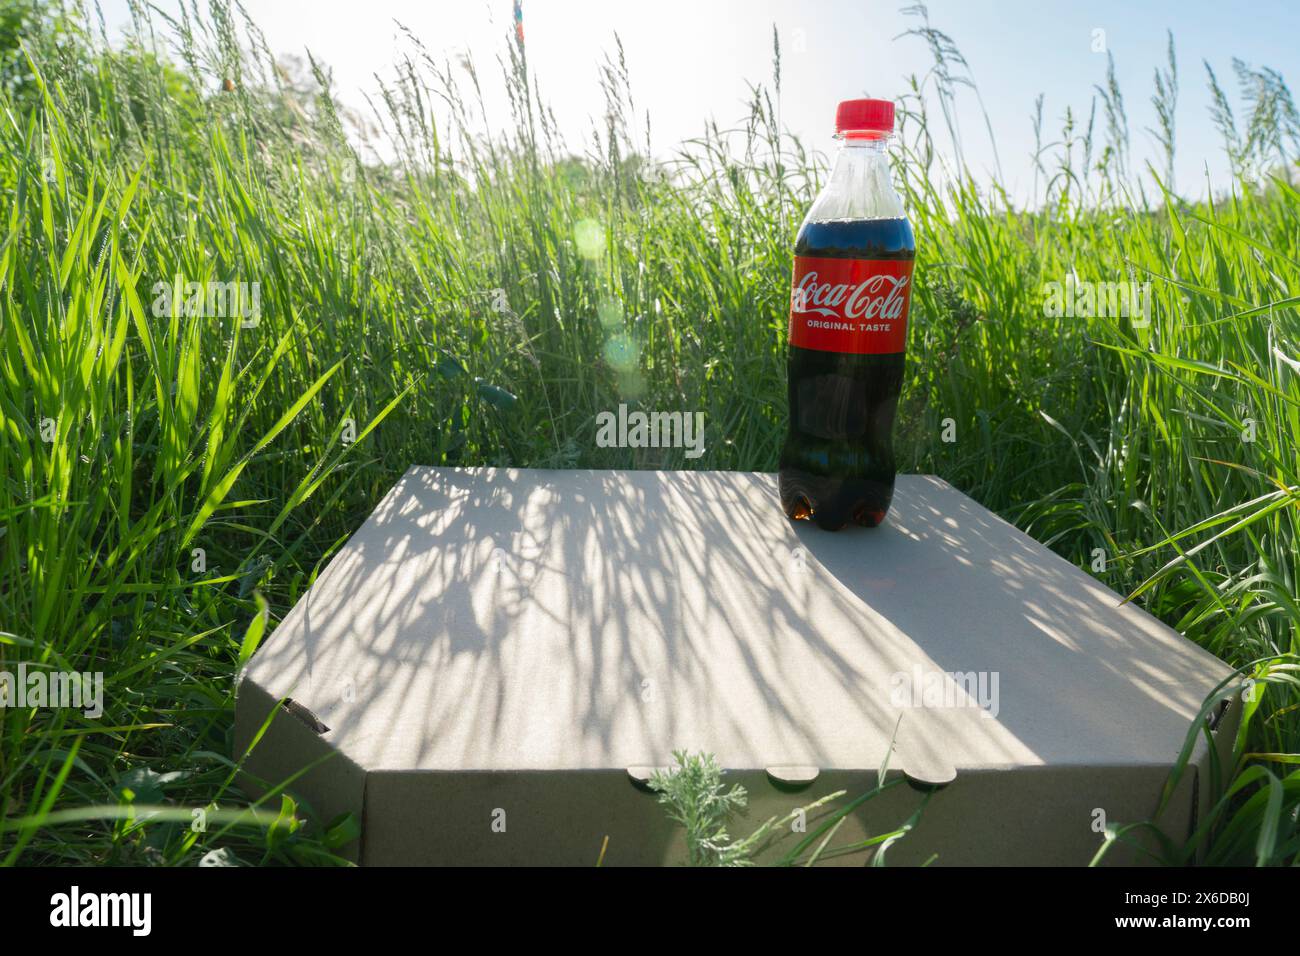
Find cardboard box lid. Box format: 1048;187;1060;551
241;467;1232;784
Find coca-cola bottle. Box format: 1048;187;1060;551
779;98;915;530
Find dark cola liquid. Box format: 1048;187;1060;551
779;217;915;530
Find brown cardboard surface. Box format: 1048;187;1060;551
235;467;1236;865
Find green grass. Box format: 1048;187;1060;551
0;1;1298;865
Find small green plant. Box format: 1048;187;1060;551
648;752;752;866
649;750;933;866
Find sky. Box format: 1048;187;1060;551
94;0;1300;204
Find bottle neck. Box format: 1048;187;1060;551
837;136;890;155
803;137;904;223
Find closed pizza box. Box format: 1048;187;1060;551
235;467;1238;865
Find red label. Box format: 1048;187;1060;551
787;256;914;353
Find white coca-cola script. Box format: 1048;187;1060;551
791;271;910;321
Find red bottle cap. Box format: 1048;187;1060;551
835;98;895;139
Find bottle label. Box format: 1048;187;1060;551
787;256;914;354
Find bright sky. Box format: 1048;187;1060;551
96;0;1300;204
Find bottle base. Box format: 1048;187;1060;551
779;471;893;531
